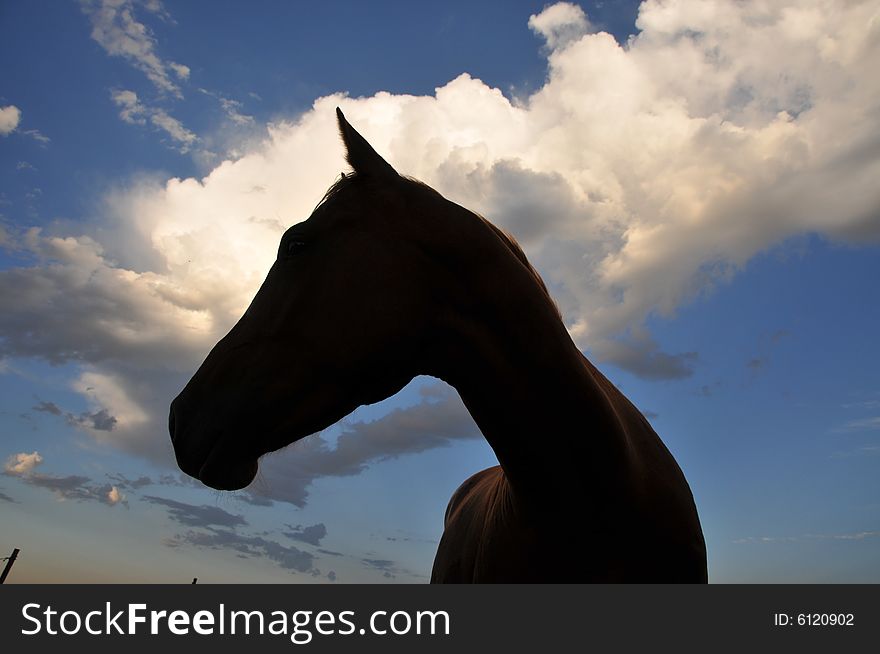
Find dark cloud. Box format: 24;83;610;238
169;528;314;573
284;523;327;547
80;408;117;431
360;558;401;579
236;494;274;507
747;357;766;374
593;334;698;381
107;473;153;489
246;384;479;507
65;408;117;431
0;256;191;367
385;532;437;545
142;495;247;529
32;400;63;416
5;471;125;506
0;489;17;503
156;473;201;488
482;159;583;245
30;398;118;432
318;548;343;557
363;558;395;571
23;473;92;494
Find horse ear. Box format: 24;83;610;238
336;107;398;179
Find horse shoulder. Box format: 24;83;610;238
432;466;525;582
442;465;501;528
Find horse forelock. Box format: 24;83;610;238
313;171;361;212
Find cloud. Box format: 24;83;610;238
167;527;316;573
0;489;16;503
362;558;395;570
3;452;128;506
833;416;880;433
590;330;698;380
218;98;253;125
529;2;593;50
284;523;327;547
31;398;118;432
236;493;274;507
198;89;255;126
81;0;186;97
734;530;880;544
112;89;147;125
22;129;50;146
841;395;880;410
0;105;21;135
318;548;343;557
0;1;878;478
747;357;766;373
91;6;197;151
830;444;880;459
33;401;63;416
168;62;190;80
149;110;197;149
245;385;478;507
359;557;417;580
70;408;118;431
4;451;43;475
142;494;247;528
107;472;153;489
111;89;197;151
106;485;125;505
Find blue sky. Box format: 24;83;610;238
1;0;878;583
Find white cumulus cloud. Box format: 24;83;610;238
528;1;593;49
107;485;124;505
0;105;22;135
4;451;44;475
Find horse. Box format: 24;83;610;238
169;108;708;583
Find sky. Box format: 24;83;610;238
1;0;878;584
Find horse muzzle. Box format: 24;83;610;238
168;399;258;491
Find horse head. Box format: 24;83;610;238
169;109;510;490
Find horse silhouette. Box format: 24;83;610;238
169;109;708;583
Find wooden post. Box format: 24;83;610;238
0;548;20;584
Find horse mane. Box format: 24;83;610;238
315;172;561;319
477;216;559;314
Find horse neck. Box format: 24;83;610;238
432;254;635;505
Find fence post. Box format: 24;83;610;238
0;548;20;584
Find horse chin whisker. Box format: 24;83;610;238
247;466;269;495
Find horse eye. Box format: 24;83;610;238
286;238;307;255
